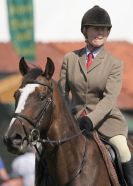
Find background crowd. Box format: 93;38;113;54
0;149;35;186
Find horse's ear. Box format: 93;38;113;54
43;57;55;80
19;57;30;76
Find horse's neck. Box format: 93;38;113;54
43;87;88;182
49;87;79;139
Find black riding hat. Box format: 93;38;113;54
81;5;112;33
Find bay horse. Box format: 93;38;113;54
3;57;120;186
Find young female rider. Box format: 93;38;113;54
59;5;133;186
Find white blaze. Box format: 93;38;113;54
9;84;39;128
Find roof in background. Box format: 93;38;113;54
0;41;133;109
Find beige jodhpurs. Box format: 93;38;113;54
109;135;131;163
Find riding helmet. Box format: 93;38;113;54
81;5;112;33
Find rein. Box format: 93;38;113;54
38;129;85;146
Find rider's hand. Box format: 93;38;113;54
79;116;93;132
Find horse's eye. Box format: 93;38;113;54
40;94;46;101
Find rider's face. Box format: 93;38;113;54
85;26;110;49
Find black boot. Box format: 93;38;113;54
122;156;133;186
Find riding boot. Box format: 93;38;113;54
122;156;133;186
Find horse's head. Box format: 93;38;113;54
4;57;55;154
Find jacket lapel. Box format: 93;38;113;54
78;48;87;77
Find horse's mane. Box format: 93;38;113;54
55;84;80;132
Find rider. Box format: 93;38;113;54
59;5;133;186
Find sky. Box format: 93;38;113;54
0;0;133;43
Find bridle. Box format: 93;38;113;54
13;80;54;145
13;80;86;186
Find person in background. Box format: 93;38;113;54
11;147;35;186
0;156;9;182
59;5;133;186
0;176;23;186
0;156;23;186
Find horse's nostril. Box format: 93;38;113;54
3;133;23;146
14;134;22;140
12;134;23;145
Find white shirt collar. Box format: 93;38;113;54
86;47;101;58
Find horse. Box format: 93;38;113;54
3;57;120;186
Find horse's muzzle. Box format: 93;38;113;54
3;134;27;155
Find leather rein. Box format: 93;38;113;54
13;80;86;186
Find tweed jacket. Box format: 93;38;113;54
59;46;128;138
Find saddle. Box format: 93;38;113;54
101;136;127;186
92;131;127;186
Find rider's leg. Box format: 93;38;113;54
109;135;133;186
